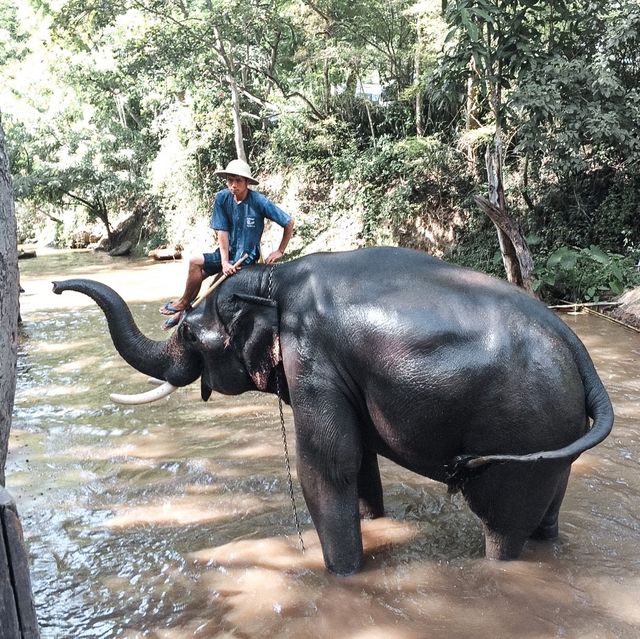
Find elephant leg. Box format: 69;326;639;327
483;525;527;560
298;463;363;575
462;461;570;560
530;466;571;540
358;449;384;519
291;390;364;575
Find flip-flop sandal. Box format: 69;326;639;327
162;312;182;330
159;302;182;315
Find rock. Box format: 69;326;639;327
109;240;133;257
609;286;640;330
90;237;110;252
148;247;182;261
70;230;91;248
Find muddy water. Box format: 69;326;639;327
9;249;640;639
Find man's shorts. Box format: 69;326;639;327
202;249;255;276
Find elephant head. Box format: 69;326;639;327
51;276;284;405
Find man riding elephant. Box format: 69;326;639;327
159;159;295;329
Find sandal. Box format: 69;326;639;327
162;312;182;331
159;301;183;316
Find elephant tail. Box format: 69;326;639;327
449;335;614;478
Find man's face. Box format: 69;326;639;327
226;175;249;201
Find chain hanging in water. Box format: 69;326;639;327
268;265;305;553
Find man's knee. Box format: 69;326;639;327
189;254;205;268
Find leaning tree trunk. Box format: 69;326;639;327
0;119;19;487
228;74;247;163
414;13;424;137
480;83;535;297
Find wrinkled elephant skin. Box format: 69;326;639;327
52;247;613;575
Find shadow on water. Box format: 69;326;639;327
9;249;640;638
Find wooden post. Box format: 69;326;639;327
0;488;39;639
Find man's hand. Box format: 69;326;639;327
222;260;239;276
265;250;284;264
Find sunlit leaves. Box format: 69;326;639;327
534;245;640;302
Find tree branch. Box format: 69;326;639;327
474;195;536;296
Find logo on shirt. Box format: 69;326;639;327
246;216;256;228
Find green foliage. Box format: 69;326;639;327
346;135;472;249
448;207;506;277
443;0;550;84
1;0;639;306
521;167;640;255
533;245;640;303
0;0;29;66
263;113;356;167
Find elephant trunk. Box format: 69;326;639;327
52;279;200;387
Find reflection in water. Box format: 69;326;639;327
10;250;640;638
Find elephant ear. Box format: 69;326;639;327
229;293;280;391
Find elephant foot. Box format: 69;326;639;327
326;552;364;576
530;520;559;541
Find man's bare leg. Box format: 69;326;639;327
163;254;207;312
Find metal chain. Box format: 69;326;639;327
268;265;305;553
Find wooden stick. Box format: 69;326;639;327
548;301;621;310
190;253;247;309
584;306;640;334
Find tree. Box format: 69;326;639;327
2;1;159;247
0;115;19;486
512;0;640;182
442;0;546;294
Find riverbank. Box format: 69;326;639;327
610;286;640;331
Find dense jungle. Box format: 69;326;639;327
2;0;640;304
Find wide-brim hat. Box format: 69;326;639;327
213;159;259;185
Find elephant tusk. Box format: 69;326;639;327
110;381;177;405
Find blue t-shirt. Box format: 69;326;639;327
210;189;292;263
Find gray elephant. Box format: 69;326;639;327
53;247;613;575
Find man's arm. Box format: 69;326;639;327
217;230;238;275
265;218;295;264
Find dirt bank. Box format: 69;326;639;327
609;287;640;331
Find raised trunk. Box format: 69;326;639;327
51;279;200;386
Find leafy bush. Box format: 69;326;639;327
263;113;357;169
347;135;472;250
533;245;640;302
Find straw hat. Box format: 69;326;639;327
213;159;259;185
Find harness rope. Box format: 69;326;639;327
268;264;305;553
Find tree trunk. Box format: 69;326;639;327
228;74;247;162
480;81;535;297
415;14;424;137
475;193;536;297
465;56;480;170
0;119;41;639
0;120;19;487
1;489;40;638
211;23;247;162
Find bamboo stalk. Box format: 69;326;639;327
548;301;621;310
583;306;640;334
550;299;640;333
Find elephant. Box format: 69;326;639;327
52;246;613;575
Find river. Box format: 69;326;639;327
8;249;640;638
